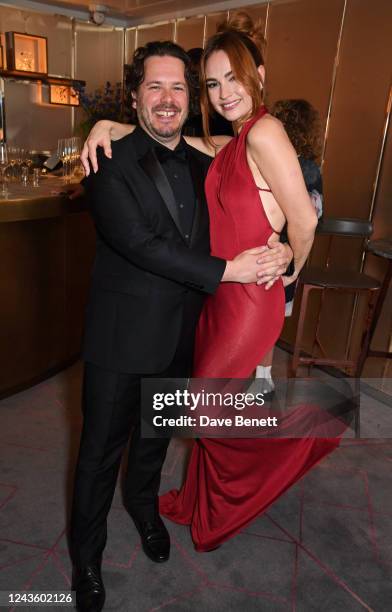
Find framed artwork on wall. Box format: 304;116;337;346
5;32;48;76
49;83;79;107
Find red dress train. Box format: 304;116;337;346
159;107;340;551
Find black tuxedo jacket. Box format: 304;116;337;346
83;127;225;373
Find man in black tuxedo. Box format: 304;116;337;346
70;41;291;612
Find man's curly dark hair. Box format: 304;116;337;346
124;41;199;121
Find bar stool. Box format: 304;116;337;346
291;218;381;377
356;238;392;376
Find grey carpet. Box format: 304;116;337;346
0;354;391;611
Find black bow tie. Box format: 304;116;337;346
155;144;187;164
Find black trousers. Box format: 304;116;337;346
70;309;195;567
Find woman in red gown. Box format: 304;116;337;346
159;18;340;551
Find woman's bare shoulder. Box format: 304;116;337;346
247;114;287;150
184;135;232;157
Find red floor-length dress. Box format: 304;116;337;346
159;107;340;551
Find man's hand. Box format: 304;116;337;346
256;235;293;289
66;183;86;200
52;183;86;200
81;120;113;177
223;246;269;283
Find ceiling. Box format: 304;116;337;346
9;0;264;26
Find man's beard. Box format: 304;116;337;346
139;105;188;142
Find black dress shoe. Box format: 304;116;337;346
72;563;105;612
132;516;170;563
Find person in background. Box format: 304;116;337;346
182;47;204;137
255;98;323;392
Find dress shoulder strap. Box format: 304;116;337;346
241;105;268;138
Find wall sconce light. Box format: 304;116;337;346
5;32;48;76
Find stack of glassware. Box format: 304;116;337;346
0;144;43;194
57;137;82;181
6;147;34;182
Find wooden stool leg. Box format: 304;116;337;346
353;377;361;438
356;261;392;377
355;289;381;378
292;284;312;377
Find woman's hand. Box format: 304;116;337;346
80;120;134;176
282;272;298;287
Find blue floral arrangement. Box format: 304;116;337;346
74;81;126;137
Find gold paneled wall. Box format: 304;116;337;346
75;23;124;90
322;0;392;218
74;22;125;140
264;0;344;116
126;28;137;59
176;17;205;50
137;22;175;47
205;12;228;39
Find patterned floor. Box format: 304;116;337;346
0;357;391;611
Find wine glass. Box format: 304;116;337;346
25;151;34;172
0;143;9;195
18;148;28;182
71;137;81;177
7;146;17;182
57;138;64;163
57;138;68;180
64;139;73;181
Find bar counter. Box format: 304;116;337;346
0;176;95;397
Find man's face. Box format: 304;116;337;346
133;55;189;148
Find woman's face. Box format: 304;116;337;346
205;49;258;122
